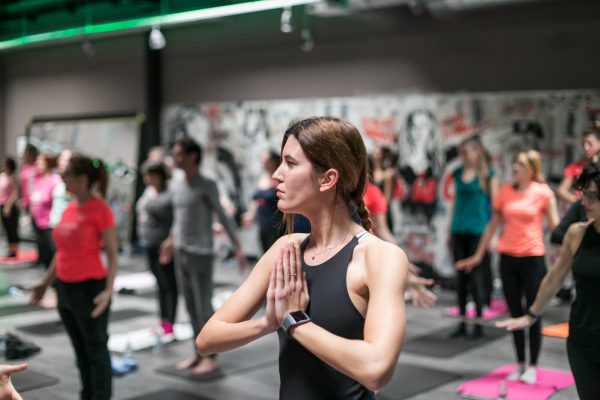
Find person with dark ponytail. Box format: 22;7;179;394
196;117;409;398
30;153;117;400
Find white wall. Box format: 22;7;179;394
1;35;145;158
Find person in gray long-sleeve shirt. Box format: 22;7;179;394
137;161;177;334
160;137;247;377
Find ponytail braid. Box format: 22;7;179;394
354;194;372;232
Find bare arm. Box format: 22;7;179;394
29;257;57;304
196;235;305;355
290;241;408;391
91;227;118;318
545;196;560;232
557;176;577;205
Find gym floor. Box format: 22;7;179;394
0;245;577;399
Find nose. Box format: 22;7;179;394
272;164;283;182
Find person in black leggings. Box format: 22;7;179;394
449;136;498;338
137;161;177;335
498;160;600;399
458;150;559;385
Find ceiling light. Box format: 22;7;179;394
148;25;166;50
81;39;96;57
301;28;314;51
280;7;293;33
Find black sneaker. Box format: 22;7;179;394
3;333;41;360
449;322;467;338
469;324;484;340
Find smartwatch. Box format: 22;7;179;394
282;311;311;337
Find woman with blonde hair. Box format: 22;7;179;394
197;117;409;398
457;149;559;385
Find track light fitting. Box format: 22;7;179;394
280;7;293;33
148;25;166;50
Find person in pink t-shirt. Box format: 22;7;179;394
457;149;559;385
30;153;61;268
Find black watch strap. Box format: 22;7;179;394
282;311;311;338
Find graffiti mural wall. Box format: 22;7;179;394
163;90;600;276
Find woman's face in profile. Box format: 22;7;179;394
272;136;321;214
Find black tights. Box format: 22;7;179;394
452;233;489;318
500;254;546;365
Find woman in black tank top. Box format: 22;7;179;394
196;117;411;399
497;160;600;400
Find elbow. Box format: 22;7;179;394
195;325;216;357
360;360;395;392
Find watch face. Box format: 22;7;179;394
289;311;309;322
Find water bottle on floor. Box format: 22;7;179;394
497;379;508;400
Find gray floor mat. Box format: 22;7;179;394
16;308;152;335
377;364;462;400
123;389;211;400
403;325;507;358
156;335;278;381
11;369;60;393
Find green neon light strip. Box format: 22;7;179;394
0;0;322;51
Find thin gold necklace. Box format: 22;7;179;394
309;226;351;261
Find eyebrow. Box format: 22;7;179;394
283;155;297;162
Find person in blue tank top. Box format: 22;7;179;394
448;135;498;339
196;117;411;399
497;160;600;399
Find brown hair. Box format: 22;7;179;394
38;153;58;171
515;150;545;183
281;117;371;233
459;135;492;193
67;153;109;198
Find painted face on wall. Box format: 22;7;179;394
272;135;321;214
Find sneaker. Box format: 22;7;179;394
520;366;537;384
449;322;467;338
506;367;524;381
469;324;484;339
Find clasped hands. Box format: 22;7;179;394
264;243;310;332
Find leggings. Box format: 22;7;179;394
0;205;19;244
500;254;546;364
145;246;178;324
56;278;112;400
451;233;489;318
567;337;600;400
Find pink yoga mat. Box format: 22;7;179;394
457;364;574;400
0;250;37;265
446;298;509;320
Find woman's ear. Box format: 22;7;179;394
319;168;340;192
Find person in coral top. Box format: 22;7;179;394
457;149;559;385
30;154;118;400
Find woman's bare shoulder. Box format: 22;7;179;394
360;234;408;273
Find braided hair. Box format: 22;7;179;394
281;117;372;234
